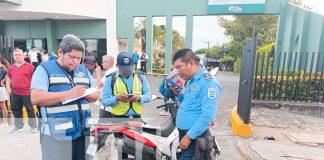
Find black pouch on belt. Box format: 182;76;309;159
195;135;221;160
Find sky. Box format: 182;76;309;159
153;16;231;52
303;0;324;15
150;0;324;52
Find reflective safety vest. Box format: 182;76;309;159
112;73;143;115
40;61;91;141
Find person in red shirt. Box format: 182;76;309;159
6;48;37;133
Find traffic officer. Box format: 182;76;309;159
101;51;152;159
30;34;100;160
171;48;221;159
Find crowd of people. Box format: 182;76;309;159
0;34;221;160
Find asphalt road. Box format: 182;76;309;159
0;71;245;160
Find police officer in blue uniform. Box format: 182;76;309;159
30;34;100;160
171;48;221;160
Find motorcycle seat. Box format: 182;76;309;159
142;115;175;137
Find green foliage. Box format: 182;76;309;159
235;58;241;73
257;42;275;54
172;30;185;54
227;40;242;59
134;17;146;52
153;68;165;74
195;48;208;55
194;45;222;59
221;55;236;64
151;24;185;69
219;15;278;58
207;46;222;59
253;75;324;102
219;15;278;45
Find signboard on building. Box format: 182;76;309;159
208;0;266;14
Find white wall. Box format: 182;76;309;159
1;0;118;64
1;0;109;18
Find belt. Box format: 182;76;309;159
100;105;112;112
46;104;90;114
178;129;211;138
178;129;188;136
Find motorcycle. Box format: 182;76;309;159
87;98;220;160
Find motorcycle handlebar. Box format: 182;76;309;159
156;103;167;109
156;101;175;109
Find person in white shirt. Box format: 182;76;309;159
95;55;116;118
28;46;38;68
140;51;148;73
42;50;49;62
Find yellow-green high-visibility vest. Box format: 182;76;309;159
112;74;143;115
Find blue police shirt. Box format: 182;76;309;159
176;67;221;139
101;70;152;116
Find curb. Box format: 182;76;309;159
251;100;324;118
230;105;252;137
235;140;251;160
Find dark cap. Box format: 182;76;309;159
117;52;134;72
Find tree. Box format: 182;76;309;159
152;24;185;68
172;30;184;54
219;15;278;58
221;55;236;71
135;17;146;52
219;15;278;46
195;48;209;55
194;45;222;59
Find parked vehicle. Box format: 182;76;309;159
87;98;220;160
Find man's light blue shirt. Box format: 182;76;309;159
176;67;221;139
101;70;152;116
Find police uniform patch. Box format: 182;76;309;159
76;72;85;78
208;87;217;99
124;57;129;64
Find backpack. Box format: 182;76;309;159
108;71;143;94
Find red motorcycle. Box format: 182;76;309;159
87;99;220;160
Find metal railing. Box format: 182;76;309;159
253;52;324;103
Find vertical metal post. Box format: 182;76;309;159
262;53;271;100
284;52;292;101
273;52;282;100
237;36;257;124
253;53;260;99
278;52;287;100
306;52;315;101
257;53;265;100
312;53;320;102
301;52;309;101
290;52;298;101
318;53;324;103
268;52;276;100
295;52;303;101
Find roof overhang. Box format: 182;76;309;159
0;10;103;20
0;0;21;5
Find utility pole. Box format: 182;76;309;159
205;41;210;49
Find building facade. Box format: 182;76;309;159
1;0;324;73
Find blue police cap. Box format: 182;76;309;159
117;52;134;72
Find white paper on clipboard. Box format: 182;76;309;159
62;87;102;105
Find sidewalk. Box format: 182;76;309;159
235;107;324;160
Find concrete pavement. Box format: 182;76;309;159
1;71;324;160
